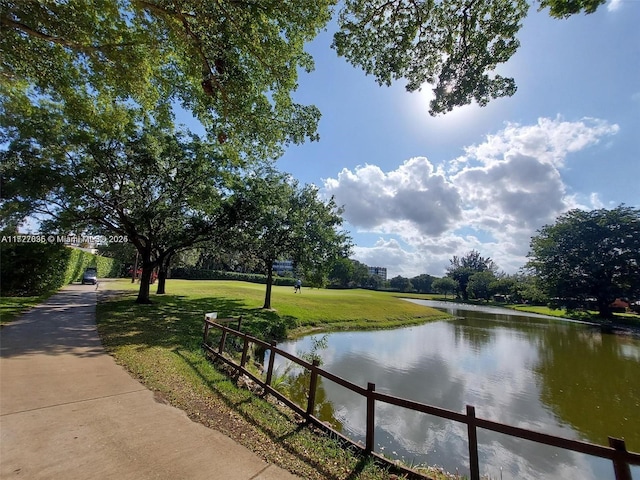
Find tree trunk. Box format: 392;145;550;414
136;262;153;304
156;254;171;295
156;268;167;294
263;269;273;309
131;251;139;283
597;297;613;319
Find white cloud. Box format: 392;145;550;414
323;117;619;276
607;0;623;11
451;117;619;172
324;157;462;237
589;193;605;209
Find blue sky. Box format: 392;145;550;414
173;2;639;278
269;1;640;278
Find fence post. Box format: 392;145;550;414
265;341;277;387
366;382;376;454
202;320;210;345
306;359;321;417
467;405;480;480
240;334;249;368
609;437;632;480
237;316;243;331
218;327;228;354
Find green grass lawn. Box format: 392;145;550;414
508;304;640;327
99;279;449;338
0;294;53;326
95;279;454;480
508;305;569;317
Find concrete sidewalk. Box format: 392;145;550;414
0;284;299;480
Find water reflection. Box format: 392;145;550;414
536;329;640;450
273;304;640;480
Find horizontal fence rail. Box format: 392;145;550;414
202;318;640;480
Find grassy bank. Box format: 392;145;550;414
96;279;453;480
98;279;449;339
508;304;640;329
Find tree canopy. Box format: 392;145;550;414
446;250;497;300
328;258;374;288
527;206;640;318
467;270;497;301
389;275;413;292
432;276;458;298
411;273;435;293
1;0;609;137
0;99;239;303
225;167;352;309
1;0;332;159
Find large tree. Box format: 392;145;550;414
389;275;413;292
1;0;330;159
228;168;352;309
1;0;608;134
0;101;239;303
446;250;497;300
432;276;458;299
411;273;435;293
526;206;640;318
329;258;370;288
329;257;355;288
467;270;497;301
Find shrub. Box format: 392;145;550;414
170;268;297;286
0;243;121;296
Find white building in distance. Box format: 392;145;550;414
368;266;387;281
272;260;294;275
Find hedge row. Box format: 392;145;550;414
62;247;121;285
170;268;297;286
1;243;121;296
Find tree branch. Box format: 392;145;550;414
1;16;144;53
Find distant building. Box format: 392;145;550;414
272;259;294;275
368;266;387;281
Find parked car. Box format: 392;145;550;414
82;267;98;285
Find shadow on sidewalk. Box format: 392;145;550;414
0;285;106;359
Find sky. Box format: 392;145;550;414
268;1;640;279
8;3;637;281
181;1;639;279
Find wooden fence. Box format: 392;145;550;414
202;318;640;480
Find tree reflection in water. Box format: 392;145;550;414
273;307;640;480
536;328;640;451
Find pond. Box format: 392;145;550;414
270;300;640;480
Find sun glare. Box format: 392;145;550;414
399;85;509;143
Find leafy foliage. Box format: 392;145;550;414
328;257;354;288
527;205;640;317
389;275;413;292
226;167;352;308
0;99;242;302
1;0;609;135
538;0;606;18
0;242;120;295
1;0;332;158
411;273;435;293
467;270;497;301
333;0;528;114
328;258;372;288
446;250;497;300
432;276;458;298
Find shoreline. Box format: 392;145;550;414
399;296;640;339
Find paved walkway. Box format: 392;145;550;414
1;284;299;480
